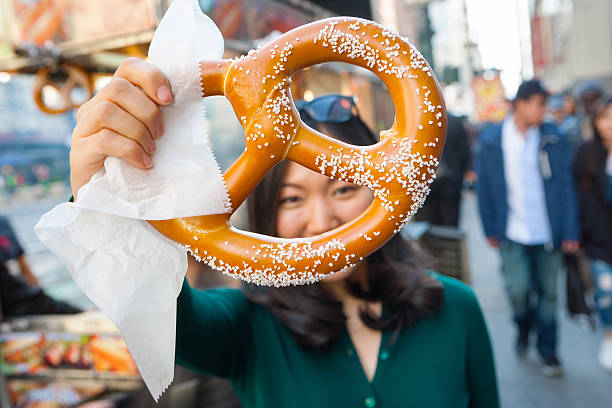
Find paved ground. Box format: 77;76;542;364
3;190;611;407
460;192;611;408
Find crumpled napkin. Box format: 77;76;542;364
35;0;230;400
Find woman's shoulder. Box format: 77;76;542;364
180;282;250;313
204;286;244;297
185;285;276;320
429;271;482;316
188;285;244;299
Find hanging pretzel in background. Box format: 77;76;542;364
33;63;93;114
149;17;446;287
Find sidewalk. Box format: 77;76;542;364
461;192;610;408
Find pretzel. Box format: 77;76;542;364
33;64;93;114
149;17;446;287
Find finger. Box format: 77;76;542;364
76;100;157;155
92;128;153;169
114;57;172;105
93;77;164;139
76;97;94;122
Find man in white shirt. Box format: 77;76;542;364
476;80;579;377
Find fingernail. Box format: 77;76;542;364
148;140;156;154
156;85;172;104
143;154;153;168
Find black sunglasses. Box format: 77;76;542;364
295;94;359;123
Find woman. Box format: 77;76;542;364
574;96;612;373
70;58;499;407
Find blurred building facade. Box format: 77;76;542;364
370;0;612;114
531;0;612;93
428;0;480;115
369;0;483;115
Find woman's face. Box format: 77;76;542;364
276;161;374;282
595;104;612;146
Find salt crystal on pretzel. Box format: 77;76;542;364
149;17;446;287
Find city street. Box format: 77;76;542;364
1;1;611;407
3;190;611;407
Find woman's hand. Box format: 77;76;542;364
70;58;172;199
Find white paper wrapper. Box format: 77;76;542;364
35;0;230;400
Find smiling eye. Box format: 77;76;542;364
279;196;302;206
333;185;357;196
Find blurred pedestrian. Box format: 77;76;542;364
573;96;612;373
548;93;581;155
476;79;579;377
0;215;81;319
414;114;471;227
576;80;605;141
2;165;17;194
1;215;39;287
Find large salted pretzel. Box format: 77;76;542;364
149;17;446;287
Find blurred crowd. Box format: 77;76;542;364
416;77;612;377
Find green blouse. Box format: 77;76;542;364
175;273;499;408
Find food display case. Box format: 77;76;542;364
0;313;143;408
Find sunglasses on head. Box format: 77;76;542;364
295;94;359;123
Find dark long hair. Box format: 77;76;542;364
575;96;612;184
243;111;444;351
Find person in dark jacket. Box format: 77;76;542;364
476;79;579;377
414;114;471;227
548;93;582;155
0;215;80;319
573;96;612;372
576;80;605;141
